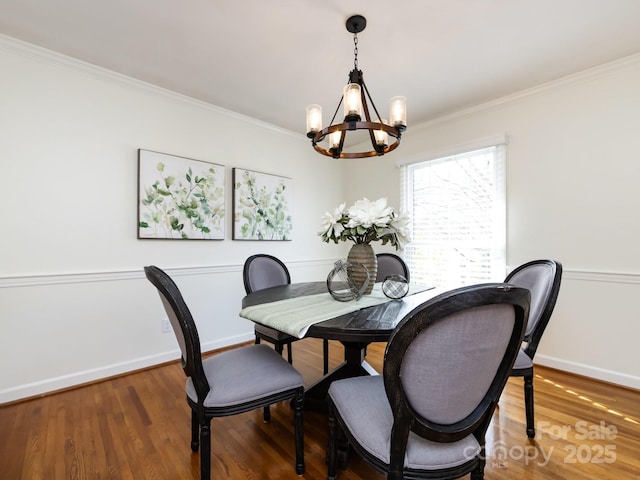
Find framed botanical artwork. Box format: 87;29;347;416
232;168;293;240
138;149;225;239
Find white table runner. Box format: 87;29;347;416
240;283;430;338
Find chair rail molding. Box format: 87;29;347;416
1;266;637;289
0;259;338;288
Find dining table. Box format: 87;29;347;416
240;281;441;411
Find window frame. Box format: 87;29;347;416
399;140;507;288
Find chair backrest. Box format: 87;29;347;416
144;265;210;401
504;259;562;358
243;254;291;294
382;283;529;468
375;253;410;283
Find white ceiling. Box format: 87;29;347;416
1;0;640;136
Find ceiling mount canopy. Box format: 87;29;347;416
306;15;407;159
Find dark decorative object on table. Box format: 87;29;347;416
381;274;409;299
327;260;370;302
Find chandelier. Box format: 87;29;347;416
306;15;406;159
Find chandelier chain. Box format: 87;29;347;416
353;33;359;70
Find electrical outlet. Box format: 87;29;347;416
161;316;172;334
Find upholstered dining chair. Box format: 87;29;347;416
243;254;330;375
375;253;410;283
505;259;562;438
144;265;304;480
327;283;530;480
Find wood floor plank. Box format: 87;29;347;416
0;338;638;479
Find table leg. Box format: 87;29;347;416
304;341;378;412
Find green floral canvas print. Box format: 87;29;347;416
138;149;225;239
233;168;292;240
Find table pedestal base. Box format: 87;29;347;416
304;341;378;412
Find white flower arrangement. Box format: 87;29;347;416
319;197;410;250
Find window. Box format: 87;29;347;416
400;143;506;289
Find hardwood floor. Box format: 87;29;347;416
1;339;638;479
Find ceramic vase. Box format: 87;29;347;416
346;244;377;294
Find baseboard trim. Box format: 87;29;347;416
3;338;636;405
535;354;640;390
0;333;254;405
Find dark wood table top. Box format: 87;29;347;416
241;281;440;343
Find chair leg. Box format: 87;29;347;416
263;405;271;423
524;372;536;438
255;335;260;345
261;341;280;423
191;409;199;452
470;444;486;479
294;387;305;475
470;458;485;479
323;339;329;374
200;417;212;480
286;342;293;364
327;403;338;480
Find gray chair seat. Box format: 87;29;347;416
329;376;480;470
187;344;303;407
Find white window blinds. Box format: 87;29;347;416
400;143;506;289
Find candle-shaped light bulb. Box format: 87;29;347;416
343;83;362;121
329;130;342;150
389;96;407;129
374;119;389;148
306;104;322;136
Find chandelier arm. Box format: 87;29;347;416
313;122;400;139
331;130;347;158
359;79;372;122
328;96;343;127
312;122;401;141
361;80;384;124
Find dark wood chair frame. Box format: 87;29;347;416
505;259;562;438
243;254;330;375
327;283;530;480
145;265;305;480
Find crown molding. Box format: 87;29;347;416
0;34;300;140
412;52;640;131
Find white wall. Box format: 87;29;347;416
2;36;639;403
345;55;640;389
0;37;348;403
